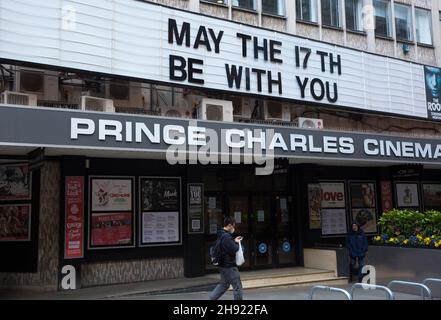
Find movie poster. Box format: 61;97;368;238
65;176;84;259
395;183;420;208
424;66;441;120
351;208;377;233
350;182;376;208
141;178;180;211
0;164;31;201
321;208;347;235
320;182;345;208
423;184;441;207
141;211;179;244
90;212;133;246
381;181;393;213
308;184;321;229
91;178;132;212
0;204;31;241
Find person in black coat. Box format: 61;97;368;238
346;222;368;282
209;216;243;300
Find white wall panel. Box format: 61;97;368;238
0;0;431;119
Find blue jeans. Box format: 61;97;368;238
209;267;243;300
350;256;365;282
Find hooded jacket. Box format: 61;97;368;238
217;229;239;268
346;228;368;257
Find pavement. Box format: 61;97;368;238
0;276;436;300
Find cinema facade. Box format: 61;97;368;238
1;0;441;290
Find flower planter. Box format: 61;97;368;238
367;245;441;297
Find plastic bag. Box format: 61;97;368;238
235;241;245;266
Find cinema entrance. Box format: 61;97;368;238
202;165;298;272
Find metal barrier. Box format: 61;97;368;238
423;278;441;298
350;283;395;300
387;280;432;300
308;285;352;300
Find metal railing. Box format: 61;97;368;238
308;285;352;300
387;280;432;300
423;278;441;297
350;283;395;300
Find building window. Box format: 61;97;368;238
374;0;392;37
232;0;257;10
415;8;432;45
394;3;412;41
345;0;363;31
201;0;227;5
296;0;318;23
262;0;285;16
322;0;341;28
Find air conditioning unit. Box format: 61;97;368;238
294;117;324;130
232;97;253;119
15;67;59;101
0;90;37;106
106;81;143;108
81;96;115;112
196;98;233;122
160;106;193;118
263;101;290;121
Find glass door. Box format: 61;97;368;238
275;195;296;265
250;195;273;268
228;195;251;268
204;193;223;271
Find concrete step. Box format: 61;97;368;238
237;268;348;289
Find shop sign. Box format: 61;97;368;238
2;105;441;166
0;0;430;119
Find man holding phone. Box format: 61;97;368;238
209;216;244;300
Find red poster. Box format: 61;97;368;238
91;212;132;246
381;181;393;213
65;176;84;259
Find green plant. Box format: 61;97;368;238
375;209;441;249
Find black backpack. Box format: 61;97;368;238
210;233;226;266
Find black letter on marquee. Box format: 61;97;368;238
268;71;282;94
188;58;204;84
270;40;283;63
252;68;266;92
169;55;187;81
194;27;211;52
225;64;243;89
168;19;190;47
237;33;252;58
296;76;308;98
329;53;342;75
311;78;325;101
316;51;328;72
209;29;224;54
326;82;338;102
254;37;268;61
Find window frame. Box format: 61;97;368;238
373;0;392;38
321;0;342;28
345;0;363;32
232;0;258;11
394;2;413;42
296;0;318;23
415;7;433;46
262;0;286;17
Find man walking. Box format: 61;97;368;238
209;217;243;300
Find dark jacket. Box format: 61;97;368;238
217;229;239;268
346;229;368;258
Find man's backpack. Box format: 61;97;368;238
209;234;226;266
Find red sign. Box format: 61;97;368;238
91;212;132;246
321;191;344;202
64;176;84;259
381;181;393;213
